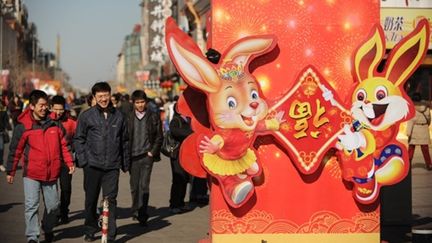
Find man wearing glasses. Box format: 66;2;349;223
74;82;129;242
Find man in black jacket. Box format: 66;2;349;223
74;82;129;242
128;90;163;226
0;101;11;172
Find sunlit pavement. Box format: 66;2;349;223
0;152;209;243
0;142;431;242
411;147;432;230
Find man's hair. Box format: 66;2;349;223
412;92;422;102
122;94;130;101
91;82;111;95
29;90;48;106
131;90;147;102
112;93;121;102
51;95;66;106
86;93;94;106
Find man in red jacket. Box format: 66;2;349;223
6;90;75;243
50;95;77;224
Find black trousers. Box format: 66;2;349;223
59;165;72;218
129;156;153;220
83;166;119;240
190;177;208;202
169;158;190;208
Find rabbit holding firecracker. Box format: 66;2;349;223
166;20;284;208
323;19;429;204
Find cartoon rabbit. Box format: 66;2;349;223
166;18;284;208
330;19;429;204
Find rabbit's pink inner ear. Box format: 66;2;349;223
353;27;384;82
385;21;429;87
168;37;220;93
223;37;275;66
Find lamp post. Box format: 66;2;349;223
32;36;35;79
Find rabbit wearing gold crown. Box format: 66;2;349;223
166;19;283;208
330;20;430;204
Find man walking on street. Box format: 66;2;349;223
74;82;129;242
50;95;77;224
0;101;11;172
6;90;75;243
128;90;163;226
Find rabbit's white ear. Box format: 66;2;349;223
168;37;220;93
223;36;276;66
385;19;429;87
353;26;385;82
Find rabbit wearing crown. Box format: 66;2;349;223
326;20;429;204
166;21;283;208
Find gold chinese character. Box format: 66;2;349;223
289;100;312;139
289;100;312;119
294;119;308;139
313;99;329;128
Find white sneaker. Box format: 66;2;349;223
246;162;259;176
231;181;253;205
0;165;6;172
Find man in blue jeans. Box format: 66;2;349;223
6;90;75;243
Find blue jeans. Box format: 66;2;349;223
23;177;59;242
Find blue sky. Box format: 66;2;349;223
24;0;141;92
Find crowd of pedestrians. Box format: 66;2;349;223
2;81;208;243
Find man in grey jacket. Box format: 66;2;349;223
74;82;129;242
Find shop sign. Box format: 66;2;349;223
381;0;432;8
381;8;432;48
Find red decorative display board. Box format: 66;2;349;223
165;1;430;242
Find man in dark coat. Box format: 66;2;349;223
74;82;129;242
128;90;163;226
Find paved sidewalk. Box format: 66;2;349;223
0;155;209;243
411;146;432;230
0;145;430;242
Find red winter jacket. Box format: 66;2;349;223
6;109;74;182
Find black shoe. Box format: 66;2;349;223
169;205;192;214
28;240;37;243
197;198;209;205
84;234;96;242
45;232;54;243
137;214;149;226
169;207;182;214
60;215;69;224
190;195;209;206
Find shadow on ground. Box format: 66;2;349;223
52;204;204;242
116;206;173;243
0;202;22;213
412;214;432;227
